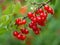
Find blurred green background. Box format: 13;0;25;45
0;0;60;45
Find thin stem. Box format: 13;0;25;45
22;0;52;19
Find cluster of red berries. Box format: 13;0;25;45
15;18;26;25
13;18;29;40
13;28;29;40
44;5;54;14
13;5;54;40
28;5;54;35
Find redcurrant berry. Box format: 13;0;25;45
17;34;26;40
15;18;21;25
48;7;54;14
21;29;29;34
13;31;19;37
32;17;37;23
40;12;48;21
44;5;54;14
22;19;26;24
28;12;33;19
44;5;49;11
29;22;37;29
36;16;41;22
35;8;43;14
34;30;40;35
38;8;44;13
29;23;33;28
38;21;45;26
32;25;38;31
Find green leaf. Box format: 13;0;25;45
0;27;7;35
3;3;13;15
0;14;13;26
12;2;21;14
50;0;56;5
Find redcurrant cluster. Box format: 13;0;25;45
13;28;29;40
13;18;29;40
15;18;26;25
28;5;54;35
13;4;54;40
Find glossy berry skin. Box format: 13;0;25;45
29;23;33;28
35;10;39;14
28;12;33;19
32;17;37;23
38;8;44;13
32;25;38;31
29;21;37;28
44;5;54;14
13;31;19;37
38;22;45;26
47;7;54;14
21;29;29;34
35;8;43;14
17;34;26;40
15;18;21;25
31;21;37;26
22;19;26;25
44;5;49;11
34;30;40;35
30;17;34;20
40;12;48;21
36;16;45;26
36;16;41;22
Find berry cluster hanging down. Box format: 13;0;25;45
13;28;29;40
28;5;54;35
13;4;54;40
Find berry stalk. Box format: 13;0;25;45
22;0;52;19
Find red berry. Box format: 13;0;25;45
13;31;19;36
40;12;44;16
22;19;26;24
31;21;37;25
40;12;48;21
29;23;33;28
40;12;46;18
30;17;34;20
32;25;38;31
48;7;54;14
15;18;21;25
35;10;39;14
28;12;33;19
38;21;45;26
44;5;54;14
31;21;37;26
38;8;44;13
29;21;37;28
30;14;36;20
34;30;40;35
32;17;37;23
36;16;41;22
17;34;26;40
35;8;43;14
44;12;48;18
44;5;49;11
36;16;45;26
21;29;29;34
